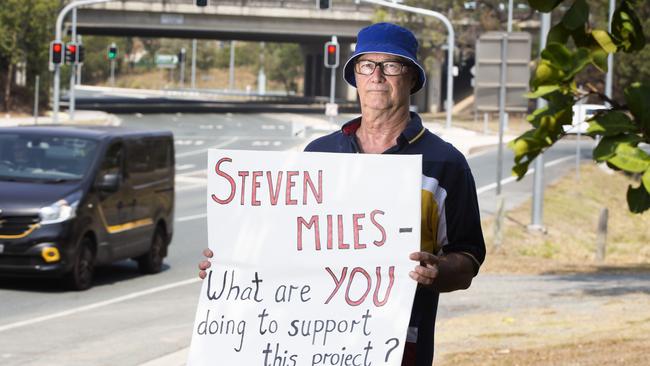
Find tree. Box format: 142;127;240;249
511;0;649;213
0;0;59;112
264;43;303;93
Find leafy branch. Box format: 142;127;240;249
513;0;650;213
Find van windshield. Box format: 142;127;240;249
0;132;98;183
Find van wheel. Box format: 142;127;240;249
137;227;165;274
65;239;95;291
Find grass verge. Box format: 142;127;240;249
481;163;650;275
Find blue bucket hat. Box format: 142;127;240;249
343;22;427;94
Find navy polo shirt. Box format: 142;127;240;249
305;112;486;366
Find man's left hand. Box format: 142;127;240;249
408;251;439;286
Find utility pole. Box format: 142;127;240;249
496;33;508;195
33;75;40;125
179;47;186;88
530;12;552;231
605;0;615;100
191;39;197;89
229;41;236;90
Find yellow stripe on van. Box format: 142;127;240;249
0;224;41;239
97;205;153;234
105;218;154;234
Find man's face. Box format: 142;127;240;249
354;53;416;112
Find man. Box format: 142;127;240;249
199;22;485;366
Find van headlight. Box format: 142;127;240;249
39;192;81;225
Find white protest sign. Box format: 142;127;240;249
188;149;421;366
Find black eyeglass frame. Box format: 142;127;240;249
353;59;412;76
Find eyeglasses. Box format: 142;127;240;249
354;60;410;76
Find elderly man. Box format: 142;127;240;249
200;22;485;366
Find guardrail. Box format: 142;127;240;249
90;0;372;10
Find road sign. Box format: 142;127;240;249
474;32;531;113
155;54;179;69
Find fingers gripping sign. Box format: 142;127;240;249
408;252;440;287
198;248;214;279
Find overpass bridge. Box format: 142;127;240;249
75;0;373;42
69;0;442;111
72;0;376;101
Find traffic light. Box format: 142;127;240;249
77;44;85;64
177;49;186;63
65;42;77;64
318;0;331;9
50;41;63;65
324;41;339;68
195;0;208;6
108;44;117;60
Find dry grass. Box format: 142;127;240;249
482;163;650;275
420;112;533;135
101;66;291;91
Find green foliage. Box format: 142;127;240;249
512;0;650;213
264;43;303;93
0;0;59;111
79;36;130;84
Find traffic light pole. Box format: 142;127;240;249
110;59;116;86
69;8;77;122
191;39;197;89
357;0;455;129
179;48;186;88
53;0;112;124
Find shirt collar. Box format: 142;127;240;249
341;112;426;146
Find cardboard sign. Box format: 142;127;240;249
188;149;421;366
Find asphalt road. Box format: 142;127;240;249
0;113;604;366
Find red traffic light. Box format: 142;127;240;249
68;44;77;52
50;41;64;65
324;41;339;68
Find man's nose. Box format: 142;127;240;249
369;65;386;81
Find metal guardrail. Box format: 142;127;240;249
85;0;371;10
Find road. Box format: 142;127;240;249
0;113;605;366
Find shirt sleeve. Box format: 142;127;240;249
440;167;486;275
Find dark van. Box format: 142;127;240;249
0;126;174;290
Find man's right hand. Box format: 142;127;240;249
198;248;213;279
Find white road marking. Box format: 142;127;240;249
175;137;238;158
476;155;575;195
0;278;200;333
175;176;207;184
176;213;207;222
175;164;195;171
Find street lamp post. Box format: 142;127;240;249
53;0;114;124
357;0;456;129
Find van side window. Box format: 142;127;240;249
127;139;152;175
150;138;172;174
99;143;124;178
